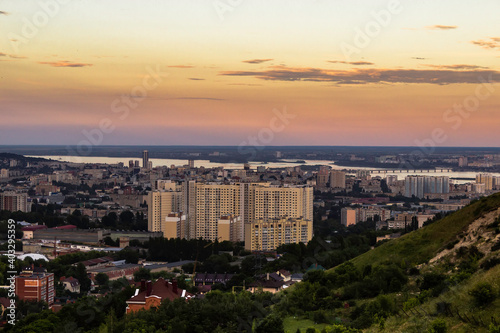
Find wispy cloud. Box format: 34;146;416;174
424;64;488;70
170;97;225;101
426;25;457;30
0;11;9;15
471;37;500;49
168;65;194;68
9;55;27;59
228;83;263;86
219;65;499;85
38;60;93;68
328;60;374;65
412;57;427;60
188;78;205;81
0;53;27;60
242;58;273;64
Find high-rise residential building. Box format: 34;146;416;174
128;160;134;168
134;160;140;168
458;157;468;167
0;192;29;212
0;169;9;178
188;160;195;168
404;176;449;198
142;150;149;169
244;217;313;251
386;175;398;186
147;182;313;243
330;170;346;189
341;208;357;227
476;174;494;191
316;166;329;187
15;266;54;306
147;188;182;232
162;212;187;239
218;214;242;243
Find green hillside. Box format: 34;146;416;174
350;193;500;269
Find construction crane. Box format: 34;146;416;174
192;237;221;285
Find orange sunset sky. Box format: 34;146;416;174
0;0;499;146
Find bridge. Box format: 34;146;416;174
342;168;454;174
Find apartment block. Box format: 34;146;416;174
244;217;313;251
0;192;29;212
15;266;54;306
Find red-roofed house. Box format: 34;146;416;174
126;278;194;314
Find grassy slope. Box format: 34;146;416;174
350;193;500;269
365;264;500;333
283;317;328;333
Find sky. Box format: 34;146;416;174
0;0;499;147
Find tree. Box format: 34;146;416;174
95;273;109;286
254;314;284;333
133;268;151;282
469;282;497;306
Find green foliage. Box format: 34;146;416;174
95;272;109;286
254;314;284;333
428;318;447;333
469;282;497;306
133;267;151;282
489;323;500;333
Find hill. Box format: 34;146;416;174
350;193;500;269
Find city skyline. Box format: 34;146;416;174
1;0;499;147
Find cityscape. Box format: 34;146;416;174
1;1;500;333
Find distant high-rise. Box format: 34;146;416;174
404;176;449;198
476;174;494;191
330;170;346;189
128;160;134;168
142;150;149;169
188;160;195;168
0;192;29;212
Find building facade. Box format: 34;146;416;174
244;217;313;251
15;266;55;306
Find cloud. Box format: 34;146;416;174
188;78;205;81
0;52;6;57
0;11;9;15
471;37;500;49
412;57;427;60
38;60;93;68
328;60;374;65
242;58;273;64
228;83;263;86
219;65;500;85
426;25;457;30
424;64;488;70
168;65;194;68
9;55;27;59
170;97;225;101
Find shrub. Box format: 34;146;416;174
480;257;500;270
429;318;447;333
469;282;497;306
